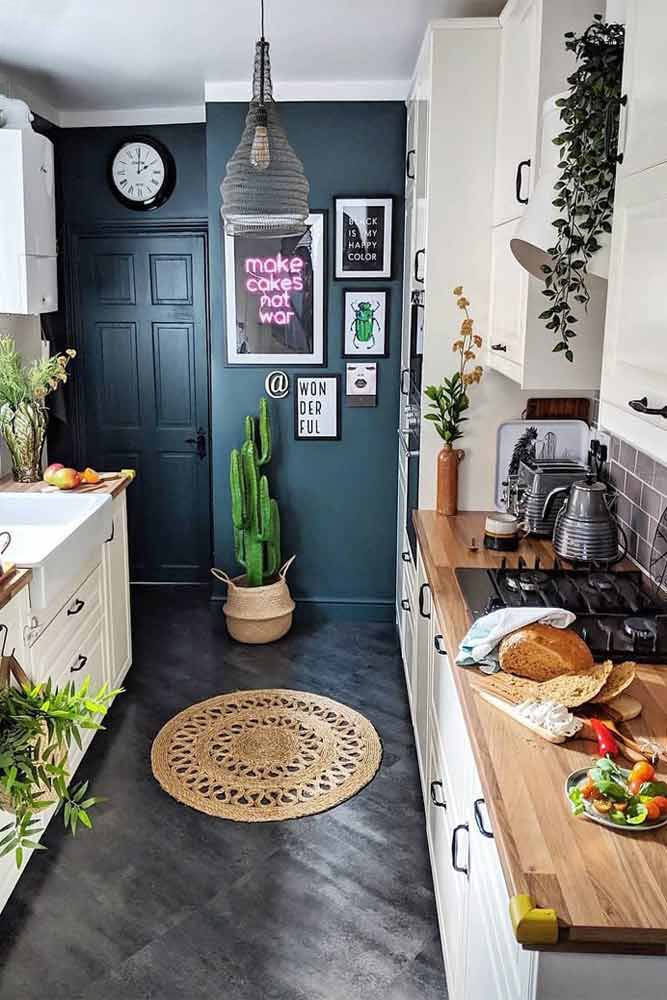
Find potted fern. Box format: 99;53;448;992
0;337;76;483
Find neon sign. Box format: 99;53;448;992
244;252;304;326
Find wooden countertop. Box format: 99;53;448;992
0;568;31;614
415;509;667;952
0;473;131;500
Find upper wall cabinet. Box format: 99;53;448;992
488;0;607;390
600;0;667;464
0;129;57;314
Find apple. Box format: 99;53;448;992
51;467;81;490
43;462;64;485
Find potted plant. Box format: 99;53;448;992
0;337;76;482
424;286;483;516
0;655;121;866
212;398;295;644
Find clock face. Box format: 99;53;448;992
109;137;175;210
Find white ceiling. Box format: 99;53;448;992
0;0;504;126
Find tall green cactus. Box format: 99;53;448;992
230;397;281;587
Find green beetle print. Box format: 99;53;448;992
350;300;381;350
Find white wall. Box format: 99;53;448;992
0;314;45;478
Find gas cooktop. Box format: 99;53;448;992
455;558;667;662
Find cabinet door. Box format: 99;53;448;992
414;549;432;790
0;587;30;677
600;162;667;464
619;0;667;179
493;0;540;226
488;219;526;380
22;132;56;257
102;492;132;688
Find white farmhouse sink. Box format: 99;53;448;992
0;493;113;609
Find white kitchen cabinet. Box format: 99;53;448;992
102;491;132;688
599;162;667;464
0;129;57;314
0;583;29;667
618;0;667;179
493;0;540;226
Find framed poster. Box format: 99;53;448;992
225;211;326;365
342;289;389;357
334;196;393;279
345;362;377;408
294;374;341;441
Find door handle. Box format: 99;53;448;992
418;582;431;619
400;368;411;396
67;598;85;617
434;634;447;655
406;148;416;180
604;93;627;164
451;822;469;875
491;343;507;352
430;780;446;809
473;797;494;838
628;397;667;419
71;654;87;673
515;158;531;205
401;550;411;564
401;598;411;612
186;427;207;460
414;248;425;284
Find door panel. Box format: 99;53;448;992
77;233;211;582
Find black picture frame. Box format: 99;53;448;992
341;288;390;358
224;210;328;368
108;135;177;212
333;195;394;280
294;373;342;441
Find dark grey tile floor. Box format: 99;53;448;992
0;587;446;1000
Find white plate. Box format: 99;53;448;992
565;768;667;832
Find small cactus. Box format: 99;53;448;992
230;398;281;587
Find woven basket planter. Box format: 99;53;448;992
212;557;296;644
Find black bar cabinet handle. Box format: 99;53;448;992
515;159;531;205
400;598;410;612
418;582;431;619
401;550;411;564
434;634;447;655
105;521;115;544
604;94;627;164
491;343;507;352
451;822;469;875
400;368;411;396
473;797;494;838
67;599;85;617
406;148;416;179
430;780;446;809
71;654;87;673
414;248;425;283
628;397;667;419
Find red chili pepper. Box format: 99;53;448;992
590;718;619;758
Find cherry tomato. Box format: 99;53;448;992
652;795;667;815
630;761;656;784
645;799;661;821
628;777;644;796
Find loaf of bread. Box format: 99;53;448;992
498;623;594;681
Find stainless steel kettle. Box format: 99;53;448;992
542;476;626;563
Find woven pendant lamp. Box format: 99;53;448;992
220;0;310;237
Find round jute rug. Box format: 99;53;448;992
150;689;382;822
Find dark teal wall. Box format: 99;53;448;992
206;102;405;618
57;123;207;223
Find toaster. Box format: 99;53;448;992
511;459;590;536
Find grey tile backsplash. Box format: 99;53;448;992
606;432;667;577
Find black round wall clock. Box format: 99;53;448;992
108;135;176;211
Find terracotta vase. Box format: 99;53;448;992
437;446;465;516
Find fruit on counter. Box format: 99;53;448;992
569;757;667;827
80;467;101;484
43;462;64;485
50;467;82;490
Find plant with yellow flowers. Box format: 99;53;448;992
424;286;484;447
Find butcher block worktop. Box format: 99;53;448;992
414;509;667;952
0;472;132;500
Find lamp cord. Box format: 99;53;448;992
259;0;266;107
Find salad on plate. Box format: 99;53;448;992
568;758;667;829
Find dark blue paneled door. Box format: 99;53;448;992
77;233;211;582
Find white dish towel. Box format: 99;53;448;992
456;607;576;673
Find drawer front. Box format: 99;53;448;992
29;565;103;681
50;615;106;696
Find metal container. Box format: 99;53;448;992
543;478;624;563
512;459;589;536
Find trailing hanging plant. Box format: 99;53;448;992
540;15;625;362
